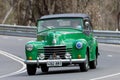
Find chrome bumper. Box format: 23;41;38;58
24;59;86;64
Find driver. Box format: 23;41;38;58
72;21;82;30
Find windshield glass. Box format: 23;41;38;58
37;18;83;32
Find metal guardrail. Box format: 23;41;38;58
0;24;120;44
93;30;120;44
0;24;36;37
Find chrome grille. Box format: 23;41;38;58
44;46;66;59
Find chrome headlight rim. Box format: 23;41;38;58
26;44;33;51
65;53;71;59
76;42;83;49
39;53;45;60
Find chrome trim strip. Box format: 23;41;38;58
24;59;86;64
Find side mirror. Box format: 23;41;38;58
85;21;90;27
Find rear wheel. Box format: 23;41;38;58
89;59;97;69
89;48;98;69
79;50;89;72
41;64;49;72
27;64;37;75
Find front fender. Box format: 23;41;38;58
72;39;88;59
25;41;45;60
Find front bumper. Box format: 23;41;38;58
24;59;86;64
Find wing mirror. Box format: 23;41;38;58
85;21;90;27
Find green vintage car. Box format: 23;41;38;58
25;13;99;75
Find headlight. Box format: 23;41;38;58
26;44;33;51
65;53;71;59
76;42;83;49
39;53;45;60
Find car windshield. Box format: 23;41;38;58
37;18;83;32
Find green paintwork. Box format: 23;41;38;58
25;17;98;62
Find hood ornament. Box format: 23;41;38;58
52;38;56;44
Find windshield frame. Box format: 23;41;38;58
37;18;83;33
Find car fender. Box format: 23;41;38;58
25;41;45;60
72;39;88;59
89;38;98;61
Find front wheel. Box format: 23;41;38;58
41;65;49;72
27;64;37;75
79;51;89;72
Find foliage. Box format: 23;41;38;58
0;0;120;30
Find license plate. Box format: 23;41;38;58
47;60;62;67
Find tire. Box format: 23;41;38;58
79;50;89;72
27;64;37;75
89;47;98;69
41;65;49;72
89;59;97;69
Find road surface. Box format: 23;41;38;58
0;35;120;80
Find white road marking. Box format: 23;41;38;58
18;39;23;41
0;50;26;79
90;73;120;80
107;55;113;57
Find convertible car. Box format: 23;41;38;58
24;13;99;75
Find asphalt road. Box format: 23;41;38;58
0;35;120;80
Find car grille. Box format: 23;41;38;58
44;46;66;59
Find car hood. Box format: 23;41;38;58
37;28;84;45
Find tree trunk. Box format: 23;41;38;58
118;13;120;31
